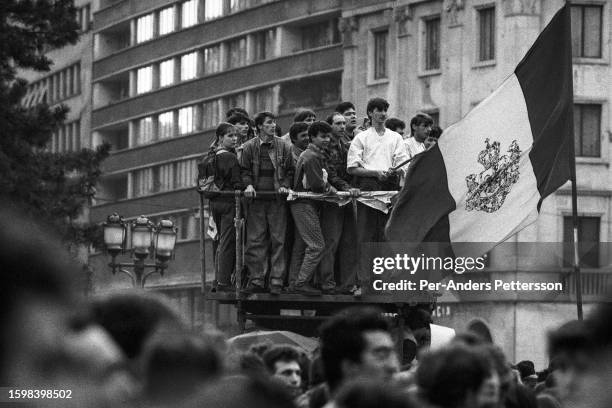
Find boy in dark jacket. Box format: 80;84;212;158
290;122;351;296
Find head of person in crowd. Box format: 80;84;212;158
366;97;390;128
182;375;295;408
262;345;303;397
516;360;538;389
308;121;333;150
289;122;310;151
425;125;443;149
89;291;186;367
141;332;222;404
320;306;399;393
336;379;415;408
227;112;253;144
385;117;406;137
226;106;249;119
546;318;596;404
327;112;347;138
0;204;137;406
416;344;496;408
336;101;357;132
294;108;317;125
214;122;239;151
226;349;269;377
410;113;434;143
254;111;276;140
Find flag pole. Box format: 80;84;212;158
566;3;583;320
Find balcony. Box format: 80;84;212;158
92;45;342;128
93;0;340;77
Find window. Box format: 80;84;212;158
203;44;222;74
224;93;246;113
76;4;92;32
230;0;248;13
227;37;247;68
373;30;388;80
181;0;198;28
136;14;154;43
300;19;340;50
134;168;154;197
563;216;600;267
202;99;222;130
424;17;440;70
136;66;153;94
253;87;274;113
50;121;80;153
159;59;175;87
178;106;196;135
158;111;174;139
159;7;176;36
175;159;198;189
571;5;603;58
180;52;198;81
573;104;601;157
253;29;276;62
137;117;154;145
204;0;223;21
478;8;495;61
157;163;174;192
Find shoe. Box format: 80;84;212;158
353;286;363;298
269;285;282;295
321;288;336;295
241;283;268;295
293;284;322;296
216;284;235;293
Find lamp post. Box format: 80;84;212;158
102;213;177;288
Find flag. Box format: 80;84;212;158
385;5;573;254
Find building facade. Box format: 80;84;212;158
340;0;611;368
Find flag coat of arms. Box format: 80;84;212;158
385;5;573;255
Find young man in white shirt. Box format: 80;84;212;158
346;98;409;294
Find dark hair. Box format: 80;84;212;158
274;125;282;137
227;112;251;126
385;118;406;132
289;122;309;143
90;292;185;360
293;109;316;123
254;111;275;129
410;113;434;135
320;306;390;392
308;121;333;140
226;107;249;119
548;319;595;359
262;345;301;373
416;344;493;408
142;333;222;403
335;101;356;114
216;122;235;142
430;125;443;140
366;98;390;118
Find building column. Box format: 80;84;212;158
442;1;465;124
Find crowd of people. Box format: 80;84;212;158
3;204;612;408
199;98;443;297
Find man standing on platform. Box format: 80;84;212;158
346;98;408;295
240;111;293;295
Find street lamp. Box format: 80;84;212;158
102;214;177;287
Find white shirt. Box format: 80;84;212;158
403;136;426;158
346;127;408;171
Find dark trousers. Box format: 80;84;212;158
355;202;389;285
338;205;359;289
210;200;236;286
245;200;287;287
318;202;344;284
